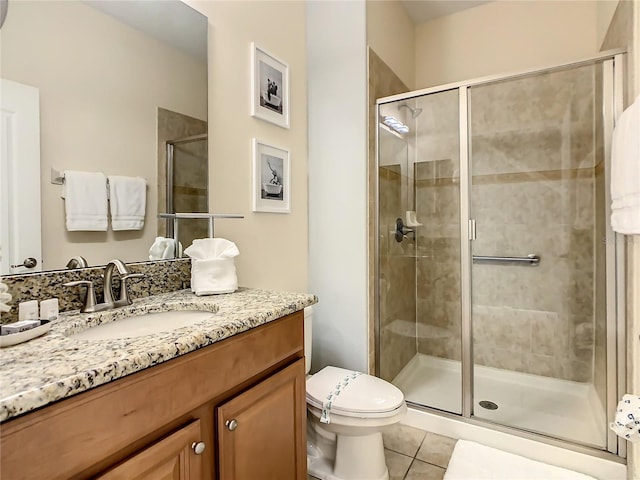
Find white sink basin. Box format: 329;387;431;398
70;310;216;341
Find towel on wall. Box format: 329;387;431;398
61;170;108;231
611;95;640;234
108;176;146;231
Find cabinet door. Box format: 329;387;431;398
97;419;204;480
217;359;306;479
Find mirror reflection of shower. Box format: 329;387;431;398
165;133;208;252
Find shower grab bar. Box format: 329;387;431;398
472;254;540;266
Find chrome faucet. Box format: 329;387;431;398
64;259;144;313
103;259;131;306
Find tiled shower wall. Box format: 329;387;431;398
414;89;462;362
157;107;208;247
379;164;417;382
368;48;414;381
413;65;602;384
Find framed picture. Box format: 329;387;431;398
252;139;290;213
250;43;290;129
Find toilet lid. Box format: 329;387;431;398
306;366;405;416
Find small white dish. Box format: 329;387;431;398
0;320;51;347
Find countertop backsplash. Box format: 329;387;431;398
0;259;191;324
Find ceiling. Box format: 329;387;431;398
401;0;491;24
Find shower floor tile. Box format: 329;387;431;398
392;354;607;448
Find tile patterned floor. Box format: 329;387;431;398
308;424;457;480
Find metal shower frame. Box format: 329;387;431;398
374;48;627;460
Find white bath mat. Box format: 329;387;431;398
443;440;598;480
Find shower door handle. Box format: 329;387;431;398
472;254;540;266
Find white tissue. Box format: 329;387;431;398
0;281;12;313
184;238;240;295
610;394;640;442
184;238;240;260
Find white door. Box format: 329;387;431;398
0;79;42;275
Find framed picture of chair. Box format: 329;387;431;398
251;43;289;129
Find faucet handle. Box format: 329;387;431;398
63;280;97;313
118;273;145;303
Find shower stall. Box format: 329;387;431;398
376;51;626;456
165;133;209;250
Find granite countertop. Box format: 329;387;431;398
0;288;317;423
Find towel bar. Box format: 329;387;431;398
158;213;244;256
472;254;540;266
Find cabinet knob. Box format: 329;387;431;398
191;441;206;455
226;419;238;431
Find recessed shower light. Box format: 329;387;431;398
382;115;409;134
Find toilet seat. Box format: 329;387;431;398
306;366;404;418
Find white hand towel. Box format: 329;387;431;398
184;238;240;295
108;176;146;231
611;95;640;234
62;171;108;231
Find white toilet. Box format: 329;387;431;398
304;307;407;480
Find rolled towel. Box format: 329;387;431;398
148;237;182;260
610;394;640;442
184;238;240;260
184;238;240;295
108;175;146;231
62;171;108;231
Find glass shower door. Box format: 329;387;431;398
468;63;608;448
378;89;463;415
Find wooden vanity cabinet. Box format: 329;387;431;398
96;419;204;479
217;360;306;479
0;311;306;480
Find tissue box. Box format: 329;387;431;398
191;258;238;295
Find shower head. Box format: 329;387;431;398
398;103;423;118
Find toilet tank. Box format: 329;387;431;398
304;306;312;374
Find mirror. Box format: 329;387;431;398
0;0;208;275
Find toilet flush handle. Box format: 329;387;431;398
226;419;238;431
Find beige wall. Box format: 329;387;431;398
187;1;308;293
367;0;416;90
0;1;207;270
414;1;598;88
597;1;621;48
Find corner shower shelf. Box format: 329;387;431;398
384;319;452;340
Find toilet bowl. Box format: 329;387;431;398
305;308;407;480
